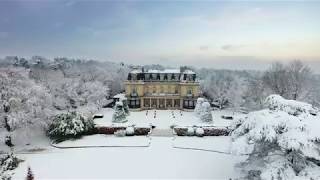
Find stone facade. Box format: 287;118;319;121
124;67;200;110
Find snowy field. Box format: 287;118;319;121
13;136;245;179
53;134;151;148
95;108;240;129
9;109;246;179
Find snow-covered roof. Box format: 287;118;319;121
113;93;126;99
182;69;195;74
147;69;180;74
129;68;195;74
130;69;142;74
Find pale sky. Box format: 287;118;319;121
0;1;320;71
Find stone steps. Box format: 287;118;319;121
151;129;173;137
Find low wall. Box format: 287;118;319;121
173;126;231;136
95;126;151;136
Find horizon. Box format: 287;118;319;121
0;1;320;72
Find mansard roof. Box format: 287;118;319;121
129;69;195;74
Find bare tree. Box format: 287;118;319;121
287;60;312;100
262;61;313;101
262;62;290;98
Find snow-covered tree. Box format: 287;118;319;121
26;167;34;180
231;95;320;180
0;153;21;179
121;97;130;116
194;98;206;116
200;102;213;122
47;111;94;141
194;98;213;122
262;61;313;101
0;67;54;146
112;101;128;123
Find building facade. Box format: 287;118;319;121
124;67;200;110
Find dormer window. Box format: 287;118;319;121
164;74;168;80
171;74;175;80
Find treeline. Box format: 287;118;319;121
0;56;129;149
198;60;320;111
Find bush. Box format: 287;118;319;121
0;153;20;172
26;167;34;180
114;129;126;137
126;126;135;136
187;127;195;136
112;101;128;123
47;111;94;141
195;127;204;137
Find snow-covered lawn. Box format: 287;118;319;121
95;108;240;129
173;136;232;153
13;137;244;179
9;109;245;179
53;134;150;148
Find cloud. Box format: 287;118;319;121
199;45;209;51
221;44;247;51
0;32;8;39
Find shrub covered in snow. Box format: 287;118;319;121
0;153;20;172
121;97;130;116
47;111;94;141
0;153;21;179
125;126;135;136
114;129;126;137
187;127;195;136
231;95;320;180
200;102;213;122
26;167;34;180
265;94;318;116
194;98;205;116
112;101;128;123
195;127;204;137
194;98;213;123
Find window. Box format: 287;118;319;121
187;88;192;95
132;86;137;94
160;86;164;93
164;74;168;80
171;74;175;80
175;86;178;94
153;86;156;93
184;100;188;106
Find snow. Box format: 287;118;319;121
173;136;232;153
182;69;196;74
265;94;318;115
147;69;180;74
12;137;243;179
231;95;320;179
113;93;126;99
52;134;150;148
95;108;240;129
130;69;142;74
